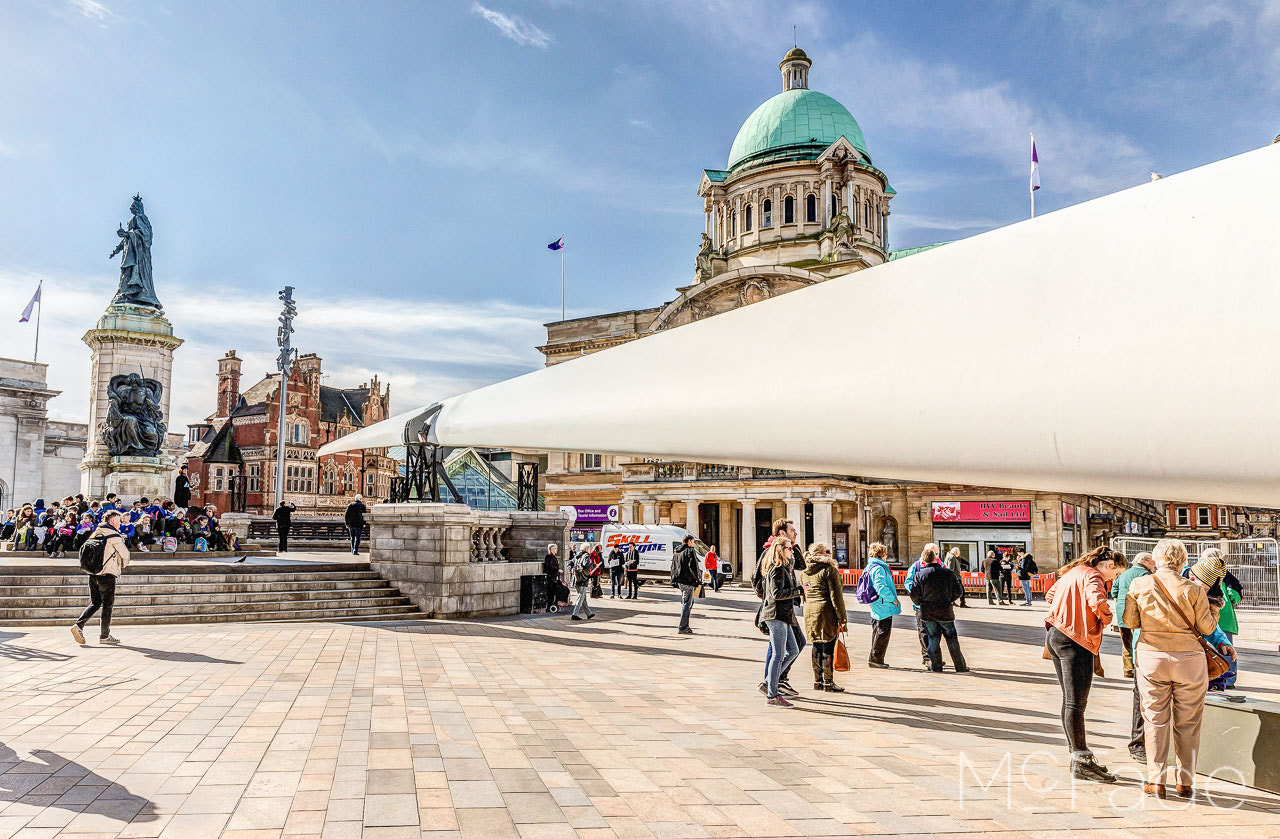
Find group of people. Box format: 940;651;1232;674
978;547;1039;606
1043;539;1242;797
3;488;231;556
542;540;645;621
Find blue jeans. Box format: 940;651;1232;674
1021;579;1034;605
923;620;968;672
764;619;800;698
678;584;695;631
1211;630;1237;689
349;526;362;554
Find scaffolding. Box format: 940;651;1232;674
1110;537;1280;610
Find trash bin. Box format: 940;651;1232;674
520;574;549;614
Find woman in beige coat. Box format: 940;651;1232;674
1123;538;1234;799
802;542;848;692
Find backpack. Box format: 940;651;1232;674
572;562;589;587
162;536;178;553
855;567;880;604
194;537;209;552
78;533;109;574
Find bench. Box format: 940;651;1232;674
1196;694;1280;793
248;519;369;548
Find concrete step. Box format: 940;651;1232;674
0;603;427;626
0;586;408;610
0;593;414;620
0;578;392;597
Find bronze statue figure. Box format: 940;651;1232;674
101;373;167;457
109;194;162;309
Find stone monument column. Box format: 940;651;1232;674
79;194;184;500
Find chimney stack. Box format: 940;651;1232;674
217;350;242;417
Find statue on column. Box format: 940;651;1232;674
109;194;163;310
100;373;167;457
695;233;714;281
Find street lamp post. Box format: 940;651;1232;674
274;286;298;510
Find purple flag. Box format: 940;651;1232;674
547;236;564;251
1030;137;1041;193
18;281;40;323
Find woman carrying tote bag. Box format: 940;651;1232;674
802;542;848;692
1123;539;1235;799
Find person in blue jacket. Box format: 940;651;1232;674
865;542;901;667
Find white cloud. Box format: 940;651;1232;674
66;0;112;20
891;213;1009;233
0;141;16;158
0;271;554;429
471;3;554;49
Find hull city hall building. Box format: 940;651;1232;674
537;48;1165;577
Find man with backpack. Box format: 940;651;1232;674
569;550;596;621
345;495;367;555
70;509;129;646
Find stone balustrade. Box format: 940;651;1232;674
368;503;570;619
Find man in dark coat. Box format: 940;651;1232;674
671;535;701;634
344;495;367;555
173;465;191;509
910;555;970;673
272;501;296;553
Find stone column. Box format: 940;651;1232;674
785;497;805;544
718;502;735;575
740;498;757;586
822;179;831;225
812;498;834;552
620;502;635;524
685;499;700;533
642;500;657;524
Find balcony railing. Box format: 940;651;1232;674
621;461;821;483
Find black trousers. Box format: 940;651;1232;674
869;617;893;664
780;620;807;683
76;574;117;638
1001;575;1014;602
609;566;624;597
1046;626;1095;756
626;571;639;598
277;523;289;552
915;612;929;663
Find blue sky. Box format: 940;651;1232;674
2;0;1278;424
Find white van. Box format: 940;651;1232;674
599;524;732;583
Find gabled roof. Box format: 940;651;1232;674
703;169;728;183
320;386;370;426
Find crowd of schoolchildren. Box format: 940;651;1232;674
2;493;234;556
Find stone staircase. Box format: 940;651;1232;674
0;562;426;626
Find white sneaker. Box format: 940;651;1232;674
99;635;120;645
70;625;85;645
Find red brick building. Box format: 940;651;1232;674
184;350;397;515
1163;501;1244;539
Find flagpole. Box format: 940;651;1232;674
33;281;42;363
560;241;565;322
1030;132;1037;219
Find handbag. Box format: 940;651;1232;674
694;584;705;598
833;632;851;672
1149;574;1231;680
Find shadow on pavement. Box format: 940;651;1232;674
0;743;157;823
118;645;242;665
0;631;73;663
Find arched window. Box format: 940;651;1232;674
745;204;753;232
783;195;794;224
342;466;356;493
830;194;839;220
864;200;871;228
805;194;817;223
323;466;337;495
730;211;737;237
762;198;772;228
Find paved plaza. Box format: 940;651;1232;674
2;586;1280;839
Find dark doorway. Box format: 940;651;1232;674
755;508;773;561
803;502;815;549
698;503;720;549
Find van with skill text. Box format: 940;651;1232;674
599;524;732;583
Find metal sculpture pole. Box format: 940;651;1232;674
274;286;298;510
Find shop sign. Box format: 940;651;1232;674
1062;503;1079;525
560;504;619;524
932;501;1031;524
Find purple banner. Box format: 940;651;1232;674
560;504;620;524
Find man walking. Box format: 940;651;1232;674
1016;550;1038;605
672;534;701;634
606;542;625;598
272;500;296;553
570;550;596;621
70;509;129;646
624;543;641;599
945;547;968;607
344;494;367;555
706;544;721;592
905;545;940;666
909;549;969;673
982;549;1005;605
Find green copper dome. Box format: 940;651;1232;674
727;88;869;172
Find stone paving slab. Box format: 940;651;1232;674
1;589;1279;838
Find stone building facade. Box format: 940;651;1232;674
184;350;397;515
539;49;1166;580
1161;501;1245;540
0;357;87;508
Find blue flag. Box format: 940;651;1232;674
19;281;41;323
547;236;564;251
